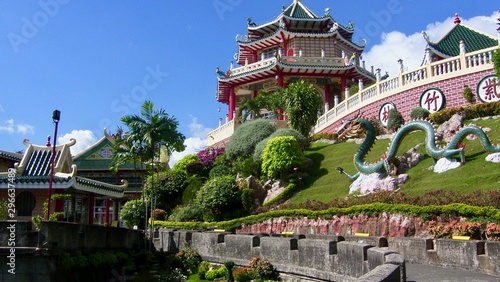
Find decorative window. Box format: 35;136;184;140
16;191;36;216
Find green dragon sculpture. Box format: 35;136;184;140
336;116;500;181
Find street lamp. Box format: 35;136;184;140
47;110;61;220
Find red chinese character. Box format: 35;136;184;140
482;78;499;101
382;105;391;123
424;91;440;111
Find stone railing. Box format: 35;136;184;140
314;46;497;133
157;230;405;281
209;46;497;145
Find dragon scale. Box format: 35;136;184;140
344;118;500;180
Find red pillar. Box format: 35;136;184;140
88;193;95;225
229;87;235;121
341;75;347;100
105;198;110;226
324;84;331;109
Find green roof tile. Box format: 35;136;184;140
429;24;498;57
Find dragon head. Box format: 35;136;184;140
336;112;366;140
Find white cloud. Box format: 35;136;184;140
58;130;98;155
0;119;35;135
363;13;498;77
168;116;212;167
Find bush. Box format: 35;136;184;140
232;266;255;282
185;161;209;177
429;102;500;124
196;175;242;221
0;200;8;220
205;266;227;281
197;147;225;167
172;154;199;172
226;119;276;159
231;156;261;178
151;209;166;220
249;257;279;281
168;203;204;222
175;243;201;274
198;261;212;280
182;176;203;205
254;128;307;164
119;199;145;228
462;85;474;103
224;261;235;282
262;136;305;179
410;107;430;120
386;108;403;131
241;188;256;213
209;165;232;179
494;48;500;80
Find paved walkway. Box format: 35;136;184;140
406;263;500;282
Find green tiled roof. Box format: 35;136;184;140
429;24;498;57
283;1;317;19
0;175;69;184
0;150;22;162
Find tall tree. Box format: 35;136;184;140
281;80;323;139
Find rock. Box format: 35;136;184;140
486;152;500;163
436;113;463;143
433;158;461;173
263;180;288;203
393;144;422;174
349;173;408;195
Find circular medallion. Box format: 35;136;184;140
379;102;396;128
476;75;500;103
419;88;445;113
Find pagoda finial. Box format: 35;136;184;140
46;135;51;147
454;13;461;24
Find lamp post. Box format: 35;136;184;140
47;110;61;220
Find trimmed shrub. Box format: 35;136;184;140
462;85;474;103
209;165;232;179
182;176;203;205
198;261;211;280
172;154;199;172
168;203;204;222
387;108;403;131
196;175;242;221
262;136;305;179
410;107;430;120
254;128;307;164
226;119;276;159
232;266;254;282
119;199;145;228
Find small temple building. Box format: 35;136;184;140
214;0;376;140
0;131;146;227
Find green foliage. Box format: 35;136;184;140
175;243;202;274
0;199;8;220
198;261;212;280
209;165;232;179
280;80;323;139
263;183;299;207
172;154;199;172
169;203;204;222
182;176;203;205
145;169;187;213
494;48;500;80
462;85;475;103
205;265;227;280
196;175;242;221
120;199;145;228
386;108;403;130
186;161;209;177
241;188;256;213
254;128;307;164
429;101;500;123
224;261;235;282
410;107;430;120
249;257;279;281
231;156;261;178
226;119;276;159
262;136;304;179
232;266;254;282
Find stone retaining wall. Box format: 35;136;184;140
158;230;405;282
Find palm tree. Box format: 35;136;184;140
110;100;186;249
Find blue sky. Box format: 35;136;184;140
0;0;498;165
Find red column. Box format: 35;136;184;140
324;84;331;109
88;193;94;225
341;75;347;101
105;198;110;226
228;87;235;121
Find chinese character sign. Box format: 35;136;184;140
419;88;445;113
378;102;396;128
477;75;500;103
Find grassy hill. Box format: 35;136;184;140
291;117;500;204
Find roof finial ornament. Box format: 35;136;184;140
454;13;461;24
46;135;51;147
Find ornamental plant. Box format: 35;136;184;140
197;147;225;166
486;223;500;241
175;243;202;274
196;175;242;221
119;199;145;228
226;119;276;159
462;85;474;103
249;257;279;281
261;136;304;179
